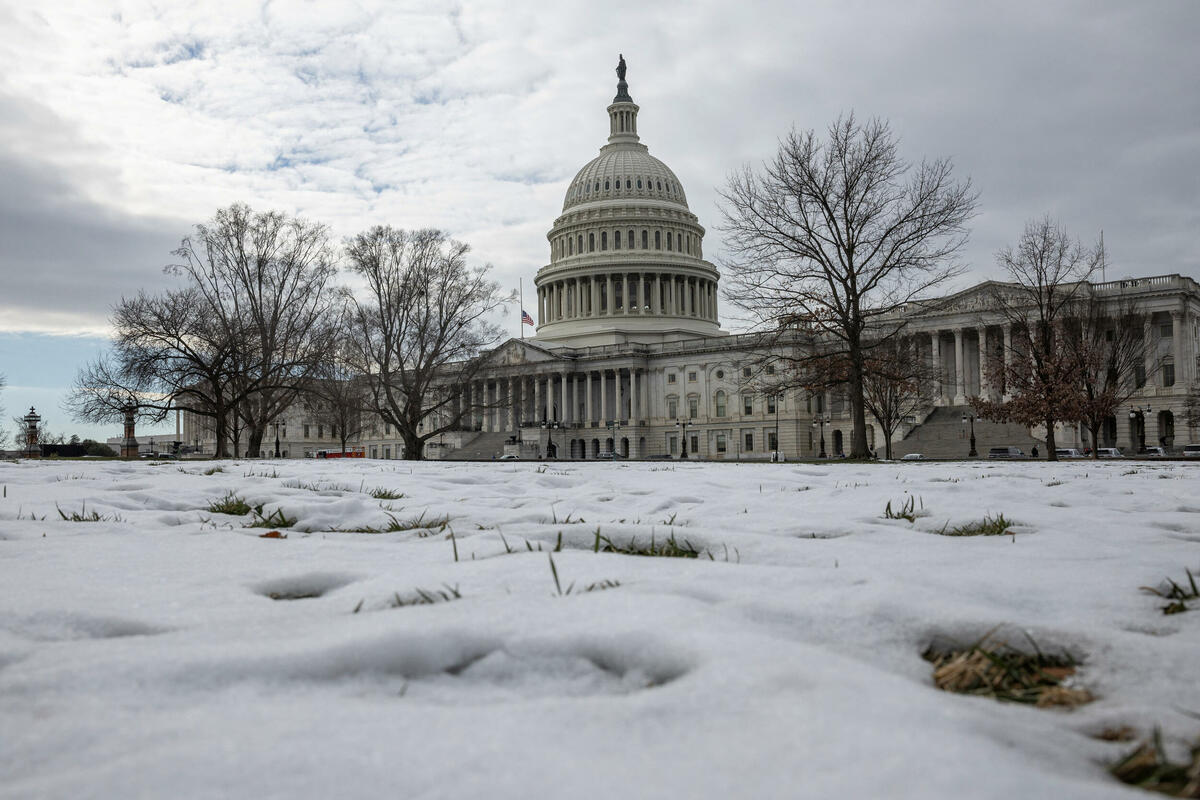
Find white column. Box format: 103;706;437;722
600;370;608;421
654;274;662;314
1144;317;1155;389
1172;310;1184;387
561;372;569;424
606;274;614;315
533;376;542;423
1002;325;1013;400
615;369;625;422
630;370;638;424
953;328;966;404
506;378;514;431
586;371;594;425
930;333;942;404
977;326;989;399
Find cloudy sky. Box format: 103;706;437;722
1;0;1197;441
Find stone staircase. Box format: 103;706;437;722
890;405;1043;459
442;431;513;460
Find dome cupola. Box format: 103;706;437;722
533;56;724;347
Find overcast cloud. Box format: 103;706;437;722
1;0;1198;339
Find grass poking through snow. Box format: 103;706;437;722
1110;728;1200;797
56;503;122;522
207;492;252;516
245;507;298;529
924;633;1093;708
1141;568;1200;615
937;514;1017;537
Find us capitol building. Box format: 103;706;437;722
184;60;1200;460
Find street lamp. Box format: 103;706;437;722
811;413;829;458
772;393;781;462
606;419;623;457
675;419;694;459
1129;404;1152;452
961;412;977;457
541;420;561;458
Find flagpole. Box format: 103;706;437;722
519;278;525;340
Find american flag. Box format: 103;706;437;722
521;309;535;326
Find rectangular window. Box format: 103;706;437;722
690;435;699;454
303;424;310;438
743;395;753;415
667;373;677;383
1135;365;1147;388
716;434;727;453
744;432;753;451
688;398;698;419
766;365;776;375
1160;322;1173;339
370;446;378;458
383;446;391;459
669;435;678;455
743;367;752;378
384;422;390;435
688;371;697;382
317;424;323;439
1164;363;1176;387
768;431;778;451
767;395;777;414
668;399;678;419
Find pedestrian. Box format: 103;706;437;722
1031;445;1039;458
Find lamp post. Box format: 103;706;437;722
22;407;41;459
1129;404;1152;452
606;419;623;458
675;419;694;459
961;412;977;457
811;413;829;458
773;393;781;462
274;423;281;458
541;420;561;459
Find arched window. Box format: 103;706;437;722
601;231;607;250
568;237;573;255
589;233;595;252
614;230;621;249
604;180;610;191
577;235;583;253
628;229;634;249
666;232;673;251
626;179;631;189
637;178;642;189
641;230;648;249
655;230;661;249
657;180;662;191
715;391;727;417
594;181;600;192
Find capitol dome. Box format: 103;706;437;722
533;57;724;347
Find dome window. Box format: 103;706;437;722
636;178;642;189
626;179;631;189
604;180;610;191
657;180;663;191
595;181;600;192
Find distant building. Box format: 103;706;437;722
183;64;1200;460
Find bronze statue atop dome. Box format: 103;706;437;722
614;54;632;102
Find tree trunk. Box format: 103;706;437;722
402;431;425;461
1044;415;1058;461
246;426;265;459
339;434;348;455
1088;421;1101;460
848;346;870;459
213;405;229;458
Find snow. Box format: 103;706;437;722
1;457;1197;798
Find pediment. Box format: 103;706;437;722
482;338;566;367
910;281;1014;317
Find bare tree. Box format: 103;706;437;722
63;353;168;430
973;217;1105;461
1184;387;1200;435
306;337;370;455
720;114;976;457
1063;292;1148;459
861;337;938;460
171;204;338;458
0;373;7;449
344;227;505;460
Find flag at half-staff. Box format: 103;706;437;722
521;310;535;326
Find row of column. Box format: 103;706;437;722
925;311;1190;406
460;368;651;432
538;273;717;324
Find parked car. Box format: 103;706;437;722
1095;448;1124;458
901;453;925;461
1143;446;1168;458
1055;448;1084;459
987;446;1025;459
1183;444;1200;458
497;453;519;461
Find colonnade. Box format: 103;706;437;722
458;367;650;433
537;273;717;324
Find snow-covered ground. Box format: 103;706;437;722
1;457;1197;799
